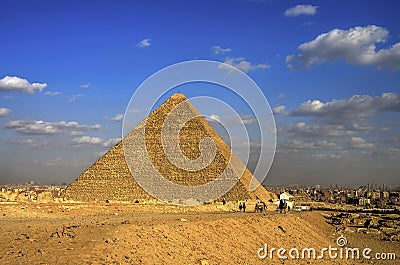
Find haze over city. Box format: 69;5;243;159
0;0;399;186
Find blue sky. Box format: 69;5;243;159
0;0;399;186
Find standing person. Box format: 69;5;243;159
222;197;226;205
243;201;246;212
239;202;243;211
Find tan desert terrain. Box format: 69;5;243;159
0;201;398;265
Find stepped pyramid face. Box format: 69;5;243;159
63;94;273;204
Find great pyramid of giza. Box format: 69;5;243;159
62;93;273;203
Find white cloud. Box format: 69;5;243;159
315;140;341;149
378;92;400;111
72;136;103;145
218;57;270;73
286;25;400;69
290;93;400;119
240;115;257;125
80;83;90;89
4;120;101;135
284;4;318;17
69;94;84;102
70;131;84;136
0;107;11;117
108;113;123;122
285;140;315;149
281;122;355;137
136;38;151;48
224;114;257;125
0;76;47;94
72;136;121;147
102;138;121;147
272;105;287;115
350;137;375;149
212;45;232;55
292;99;324;114
44;91;61;96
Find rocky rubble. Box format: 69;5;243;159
325;212;400;241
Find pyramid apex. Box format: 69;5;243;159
170;93;187;99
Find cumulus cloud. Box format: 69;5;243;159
283;140;315;149
136;38;151;48
70;131;84;136
277;92;400;157
240;115;257;125
72;136;120;147
224;114;257;125
0;107;11;117
107;113;123;122
284;4;318;17
218;57;270;73
102;138;121;147
272;105;287;115
44;91;61;96
72;136;103;145
290;93;400;120
286;25;400;69
350;137;375;149
315;140;341;149
4;120;101;135
280;122;355;137
212;45;232;55
0;76;47;94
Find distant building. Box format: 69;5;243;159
359;197;371;207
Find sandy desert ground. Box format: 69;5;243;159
0;201;399;265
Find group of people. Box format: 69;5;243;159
279;198;288;213
238;201;246;212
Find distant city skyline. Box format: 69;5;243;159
0;0;399;186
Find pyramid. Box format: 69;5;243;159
62;94;273;203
